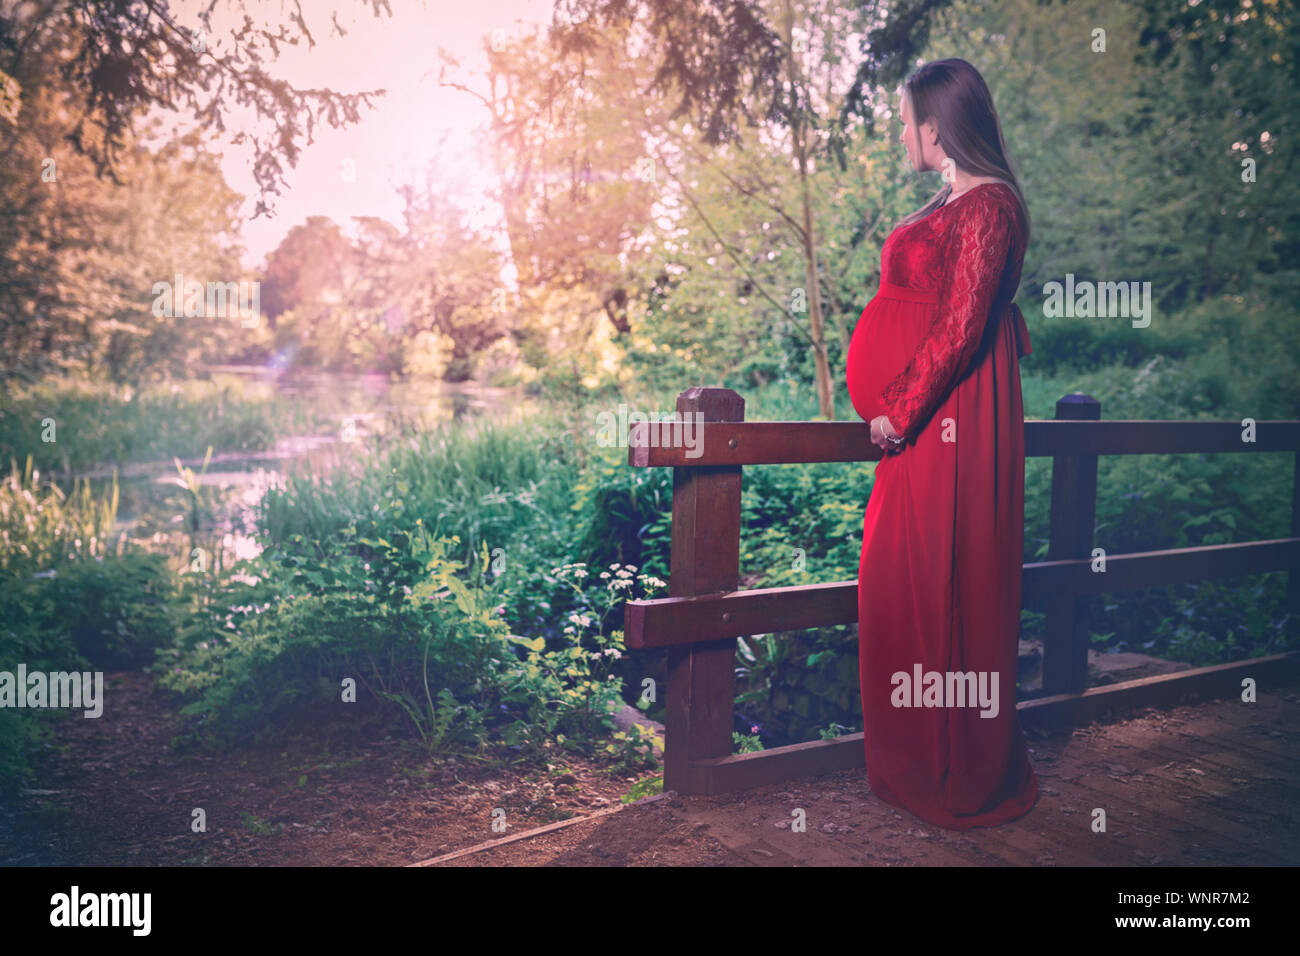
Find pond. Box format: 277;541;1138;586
76;368;533;572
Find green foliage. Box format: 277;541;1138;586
380;684;463;757
0;377;315;475
161;454;670;763
259;199;507;378
1022;296;1300;417
741;458;868;587
0;457;119;574
735;629;862;746
1;3;391;381
169;446;214;550
567;440;674;582
723;447;873;746
603;724;661;772
0;707;53;797
1097;573;1298;668
0;548;178;793
1;553;177;670
621;775;663;803
160;529;506;744
260;412;576;565
1014;296;1299;659
492;560;666;758
240;812;284;836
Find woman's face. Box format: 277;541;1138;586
899;91;941;174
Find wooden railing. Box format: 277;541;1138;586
622;386;1300;796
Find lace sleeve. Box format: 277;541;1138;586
879;193;1015;441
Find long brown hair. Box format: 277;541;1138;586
895;58;1030;243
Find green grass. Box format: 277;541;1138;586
0;376;320;475
0;456;120;574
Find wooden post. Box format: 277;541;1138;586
662;387;744;795
1043;393;1100;695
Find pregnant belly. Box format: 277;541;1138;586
845;295;932;424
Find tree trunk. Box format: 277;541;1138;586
785;1;833;419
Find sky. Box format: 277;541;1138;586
168;0;560;270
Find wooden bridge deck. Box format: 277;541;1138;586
434;685;1300;866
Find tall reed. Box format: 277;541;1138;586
0;456;120;573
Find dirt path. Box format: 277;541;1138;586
4;672;1297;867
0;671;663;866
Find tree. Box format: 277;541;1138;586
921;0;1300;313
555;0;955;168
1125;0;1299;304
553;0;922;417
0;0;388;216
438;21;661;343
260;216;356;326
0;91;243;381
261;174;507;378
351;179;508;380
0;0;391;381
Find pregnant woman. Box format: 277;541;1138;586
845;58;1039;829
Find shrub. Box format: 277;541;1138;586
0;550;178;794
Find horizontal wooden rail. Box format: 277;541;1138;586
626;580;858;649
625;537;1300;648
1020;537;1300;600
1024;419;1300;456
627;419;1300;467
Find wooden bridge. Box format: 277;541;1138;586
622;387;1300;797
428;689;1300;866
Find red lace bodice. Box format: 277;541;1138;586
876;182;1029;440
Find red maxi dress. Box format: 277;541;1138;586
845;181;1038;830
